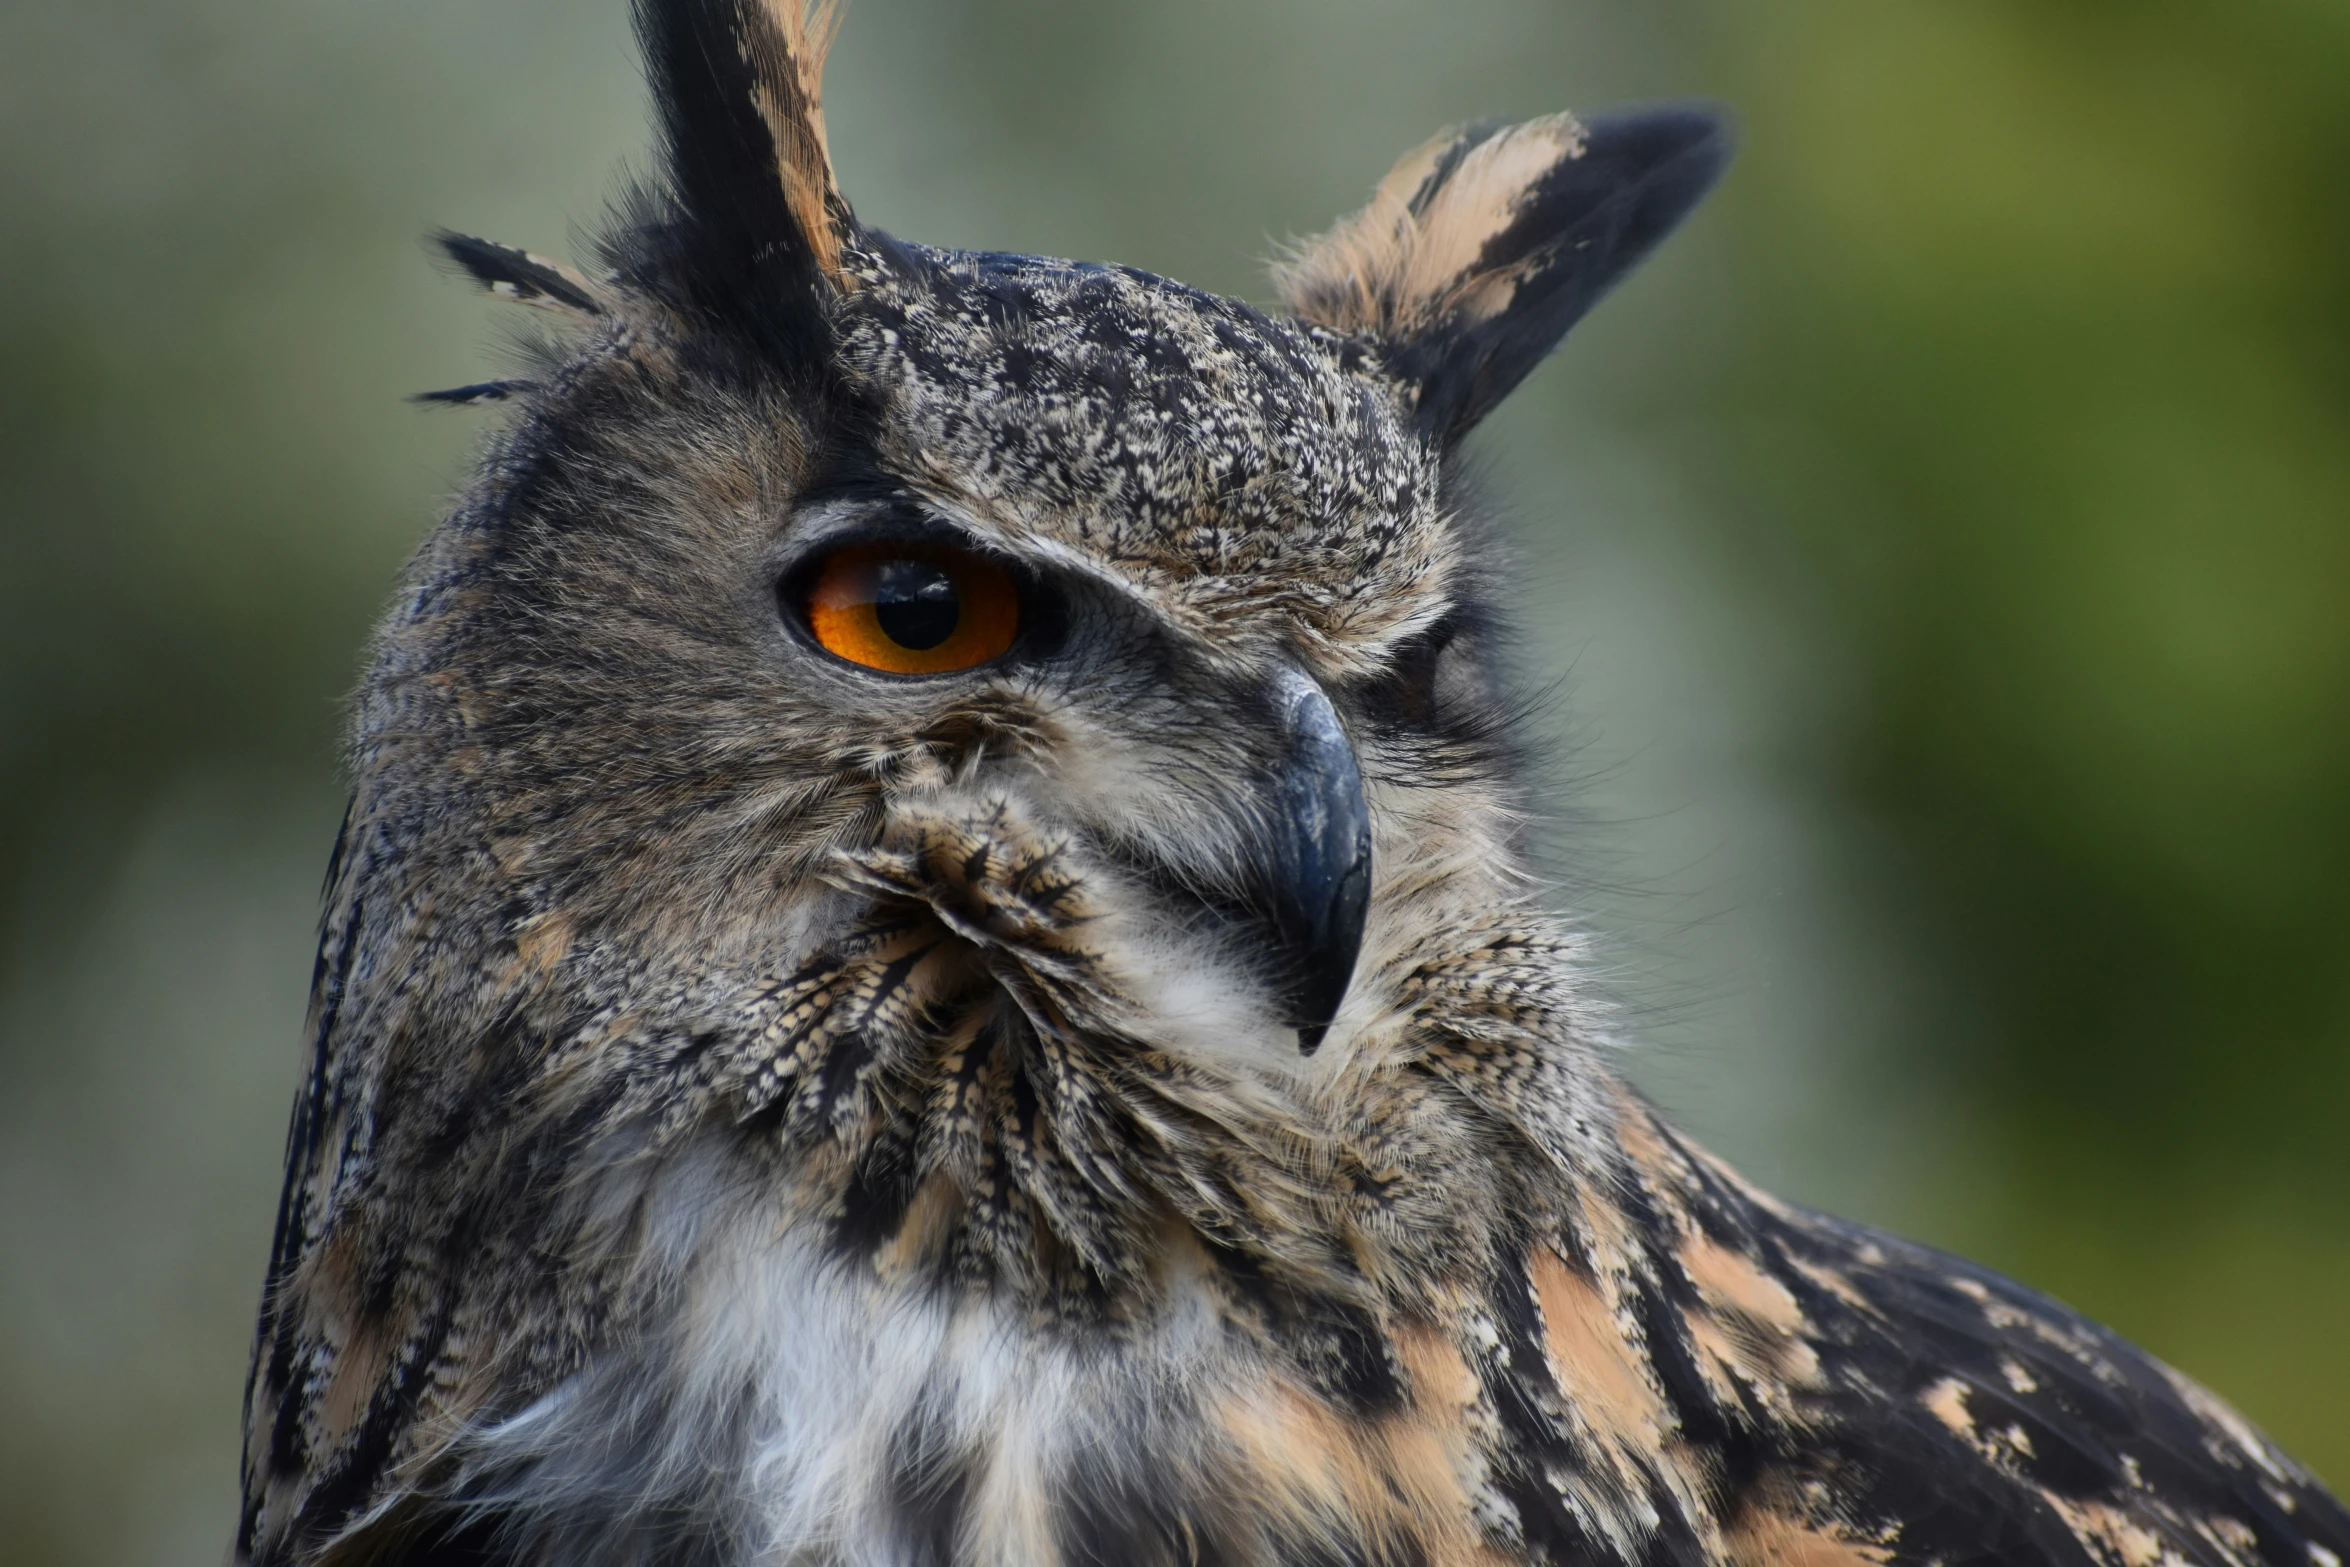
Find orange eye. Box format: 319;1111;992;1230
801;541;1021;675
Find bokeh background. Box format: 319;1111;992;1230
3;0;2346;1559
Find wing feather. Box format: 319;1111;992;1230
1588;1110;2350;1567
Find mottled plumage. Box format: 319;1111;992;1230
238;4;2349;1566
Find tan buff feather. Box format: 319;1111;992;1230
1273;114;1587;340
741;0;848;280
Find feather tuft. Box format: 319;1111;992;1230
434;233;605;317
412;379;538;406
748;0;848;282
1273;115;1589;344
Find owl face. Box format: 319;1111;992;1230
339;0;1727;1329
392;11;1723;1089
814;247;1480;1050
417;262;1449;1073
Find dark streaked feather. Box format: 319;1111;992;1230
413;380;538;406
433;233;604;316
1613;1110;2350;1567
1785;1212;2350;1567
629;0;850;367
1398;106;1731;442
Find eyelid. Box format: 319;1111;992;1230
1361;615;1464;729
782;497;1019;562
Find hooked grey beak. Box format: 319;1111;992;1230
1254;673;1371;1054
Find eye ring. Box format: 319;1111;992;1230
787;537;1023;676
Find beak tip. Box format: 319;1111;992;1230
1263;674;1372;1056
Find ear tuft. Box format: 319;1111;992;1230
635;0;854;355
741;0;847;280
1276;114;1589;345
1277;106;1731;443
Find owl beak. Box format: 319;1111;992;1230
1259;674;1372;1054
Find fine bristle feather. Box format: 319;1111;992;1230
412;379;539;406
434;233;605;317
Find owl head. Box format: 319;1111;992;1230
353;0;1727;1305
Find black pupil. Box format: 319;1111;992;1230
872;558;961;650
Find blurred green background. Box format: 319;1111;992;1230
2;1;2345;1560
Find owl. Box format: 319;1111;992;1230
237;3;2350;1565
